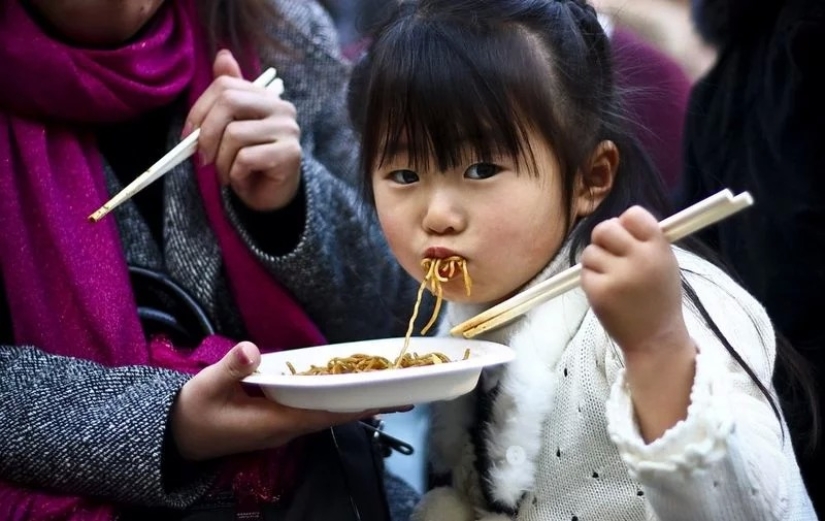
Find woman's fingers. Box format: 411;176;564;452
214;117;300;185
196;341;261;397
183;49;247;135
226;140;303;211
196;88;283;166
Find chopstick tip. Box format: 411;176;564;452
736;191;755;206
88;207;108;223
449;325;473;339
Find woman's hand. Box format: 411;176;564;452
170;342;378;461
185;50;302;212
581;206;696;441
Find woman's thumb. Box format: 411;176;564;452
213;48;243;79
219;341;261;382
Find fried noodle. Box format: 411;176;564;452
288;256;472;375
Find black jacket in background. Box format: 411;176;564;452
679;0;825;510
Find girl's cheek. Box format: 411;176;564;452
377;213;406;248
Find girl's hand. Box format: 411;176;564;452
580;206;691;357
170;342;379;461
581;207;697;441
185;50;302;212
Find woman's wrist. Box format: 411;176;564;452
227;179;307;256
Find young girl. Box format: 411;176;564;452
348;0;817;519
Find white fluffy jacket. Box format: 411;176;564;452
412;248;816;521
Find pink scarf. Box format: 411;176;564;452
0;0;326;518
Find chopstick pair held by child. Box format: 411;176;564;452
349;0;817;519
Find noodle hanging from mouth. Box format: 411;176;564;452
394;256;472;367
287;256;472;375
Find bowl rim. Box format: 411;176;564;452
242;337;514;389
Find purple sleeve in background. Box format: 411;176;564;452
611;28;692;192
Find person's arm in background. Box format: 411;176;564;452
591;0;717;81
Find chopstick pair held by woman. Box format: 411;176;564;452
0;1;425;520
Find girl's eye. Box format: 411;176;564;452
388;169;420;184
464;162;503;180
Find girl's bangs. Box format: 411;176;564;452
363;19;558;174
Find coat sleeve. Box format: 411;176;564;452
224;0;426;344
0;345;214;510
604;257;816;520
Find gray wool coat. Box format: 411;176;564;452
0;1;421;517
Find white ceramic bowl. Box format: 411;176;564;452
242;337;514;412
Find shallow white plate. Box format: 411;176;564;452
242;337;514;412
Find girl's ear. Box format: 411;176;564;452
573;140;618;218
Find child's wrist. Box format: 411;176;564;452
621;332;697;442
621;328;695;374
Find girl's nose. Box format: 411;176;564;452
422;191;467;235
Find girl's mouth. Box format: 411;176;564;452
423;246;459;259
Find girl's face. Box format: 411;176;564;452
28;0;167;47
373;131;592;304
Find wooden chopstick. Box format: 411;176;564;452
452;189;736;336
450;190;754;339
88;68;283;223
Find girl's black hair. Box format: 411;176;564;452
348;0;817;448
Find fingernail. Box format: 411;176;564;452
181;121;193;137
236;344;253;366
197;151;209;166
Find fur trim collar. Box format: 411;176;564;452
428;241;590;515
476;286;590;512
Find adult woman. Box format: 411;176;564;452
0;0;418;519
